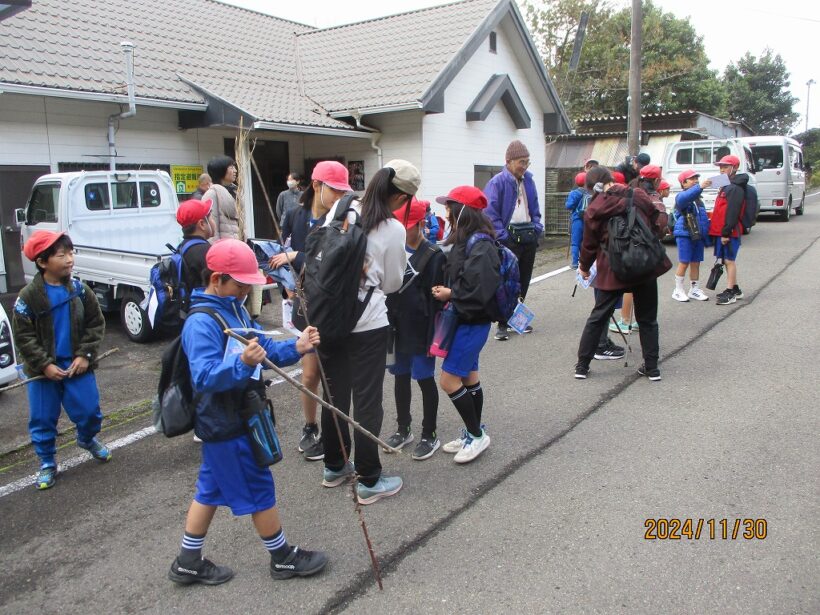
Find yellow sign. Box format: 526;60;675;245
171;165;204;194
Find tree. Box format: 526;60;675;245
724;50;799;135
525;0;727;119
792;127;820;186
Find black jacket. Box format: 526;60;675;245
446;239;500;324
179;236;210;294
386;240;446;355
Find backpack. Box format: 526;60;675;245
148;238;208;332
465;233;521;322
605;189;667;283
152;307;228;437
578;191;592;213
741;184;759;231
301;194;373;346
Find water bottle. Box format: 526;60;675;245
429;303;458;358
240;389;283;467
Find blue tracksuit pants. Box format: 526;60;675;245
570;218;584;267
27;358;103;466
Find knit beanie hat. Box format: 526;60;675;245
505;140;530;161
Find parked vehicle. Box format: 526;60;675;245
16;170;182;342
662;138;758;231
738;136;805;221
0;303;17;388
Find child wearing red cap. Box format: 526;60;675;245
168;238;327;586
565;172;590;269
383;197;446;460
431;186;500;464
672;170;712;302
13;231;110;490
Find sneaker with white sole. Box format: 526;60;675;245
168;556;234;586
574;363;590;379
383;427;413;452
442;428;467;454
35;464;57;490
411;437;440;460
453;431;490;464
78;438;112;462
321;461;355;487
356;475;403;505
270;546;328;580
637;363;662;381
672;288;689;302
494;325;510;341
732;285;744;299
688;286;709;301
715;289;736;305
594;339;625;360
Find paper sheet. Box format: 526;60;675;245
576;261;598;289
708;173;731;188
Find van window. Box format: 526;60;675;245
675;146;692;165
693;146;713;164
751;146;783;170
112;182;138;210
789;146;802;170
26;183;60;224
140;182;161;207
85;183;110;211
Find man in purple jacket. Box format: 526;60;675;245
485;140;543;340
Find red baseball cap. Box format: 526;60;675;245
205;239;267;285
23;230;65;262
715;155;740;167
677;169;700;184
176;198;212;226
611;171;626;185
435;186;487;210
394;197;428;229
312;161;352;191
659;180;671;191
639;165;662;179
575;172;586;187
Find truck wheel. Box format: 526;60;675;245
120;291;153;343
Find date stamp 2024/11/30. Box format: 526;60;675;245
644;518;767;540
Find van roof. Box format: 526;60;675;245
738;136;802;148
34;169;173;183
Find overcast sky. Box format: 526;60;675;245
223;0;820;133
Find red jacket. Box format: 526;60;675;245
579;185;671;291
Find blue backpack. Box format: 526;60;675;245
465;233;521;323
148;238;208;333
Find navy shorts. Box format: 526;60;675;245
195;435;276;515
389;352;436;380
441;323;491;377
714;237;740;261
676;236;705;263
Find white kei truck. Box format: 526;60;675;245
17;170;183;342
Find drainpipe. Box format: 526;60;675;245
352;112;382;169
108;41;137;171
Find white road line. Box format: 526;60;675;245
0;367;305;499
531;265;572;284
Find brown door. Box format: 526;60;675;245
0;165;50;291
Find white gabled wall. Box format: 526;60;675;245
421;19;546;217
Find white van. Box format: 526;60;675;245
17;170;182;342
662;138;757;223
738;136;805;221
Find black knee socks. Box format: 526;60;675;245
394;373;412;429
466;382;483;424
417;376;438;438
448;386;481;437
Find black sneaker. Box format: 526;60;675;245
637;364;662;381
168;556;234;586
594;339;625;360
298;424;319;453
574;363;589;379
523;325;533;334
302;436;324;461
732;285;744;299
715;289;736;305
270;546;328;580
384;427;413;452
412;436;440;460
494;325;510;341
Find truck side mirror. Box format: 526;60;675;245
14;208;26;227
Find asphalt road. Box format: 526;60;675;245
0;196;817;614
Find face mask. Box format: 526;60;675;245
287;180;298;189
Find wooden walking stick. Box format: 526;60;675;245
0;348;120;392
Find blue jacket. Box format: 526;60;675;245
673;185;705;238
183;290;301;441
564;187;589;223
424;212;440;244
485;169;542;242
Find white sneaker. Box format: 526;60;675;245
453;431;490;464
688;286;709;301
672;288;689;302
442;429;467;454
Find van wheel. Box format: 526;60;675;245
796;194;805;215
120;291;153;343
780;202;791;222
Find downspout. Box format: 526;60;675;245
352;112;383;169
108;41;137;171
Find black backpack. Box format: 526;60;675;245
606;189;667;283
741;184;759;231
152;307;229;437
148;237;209;332
301;194;373;346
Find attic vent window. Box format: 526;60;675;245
489;31;497;53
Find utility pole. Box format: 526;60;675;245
627;0;642;155
806;79;815;133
